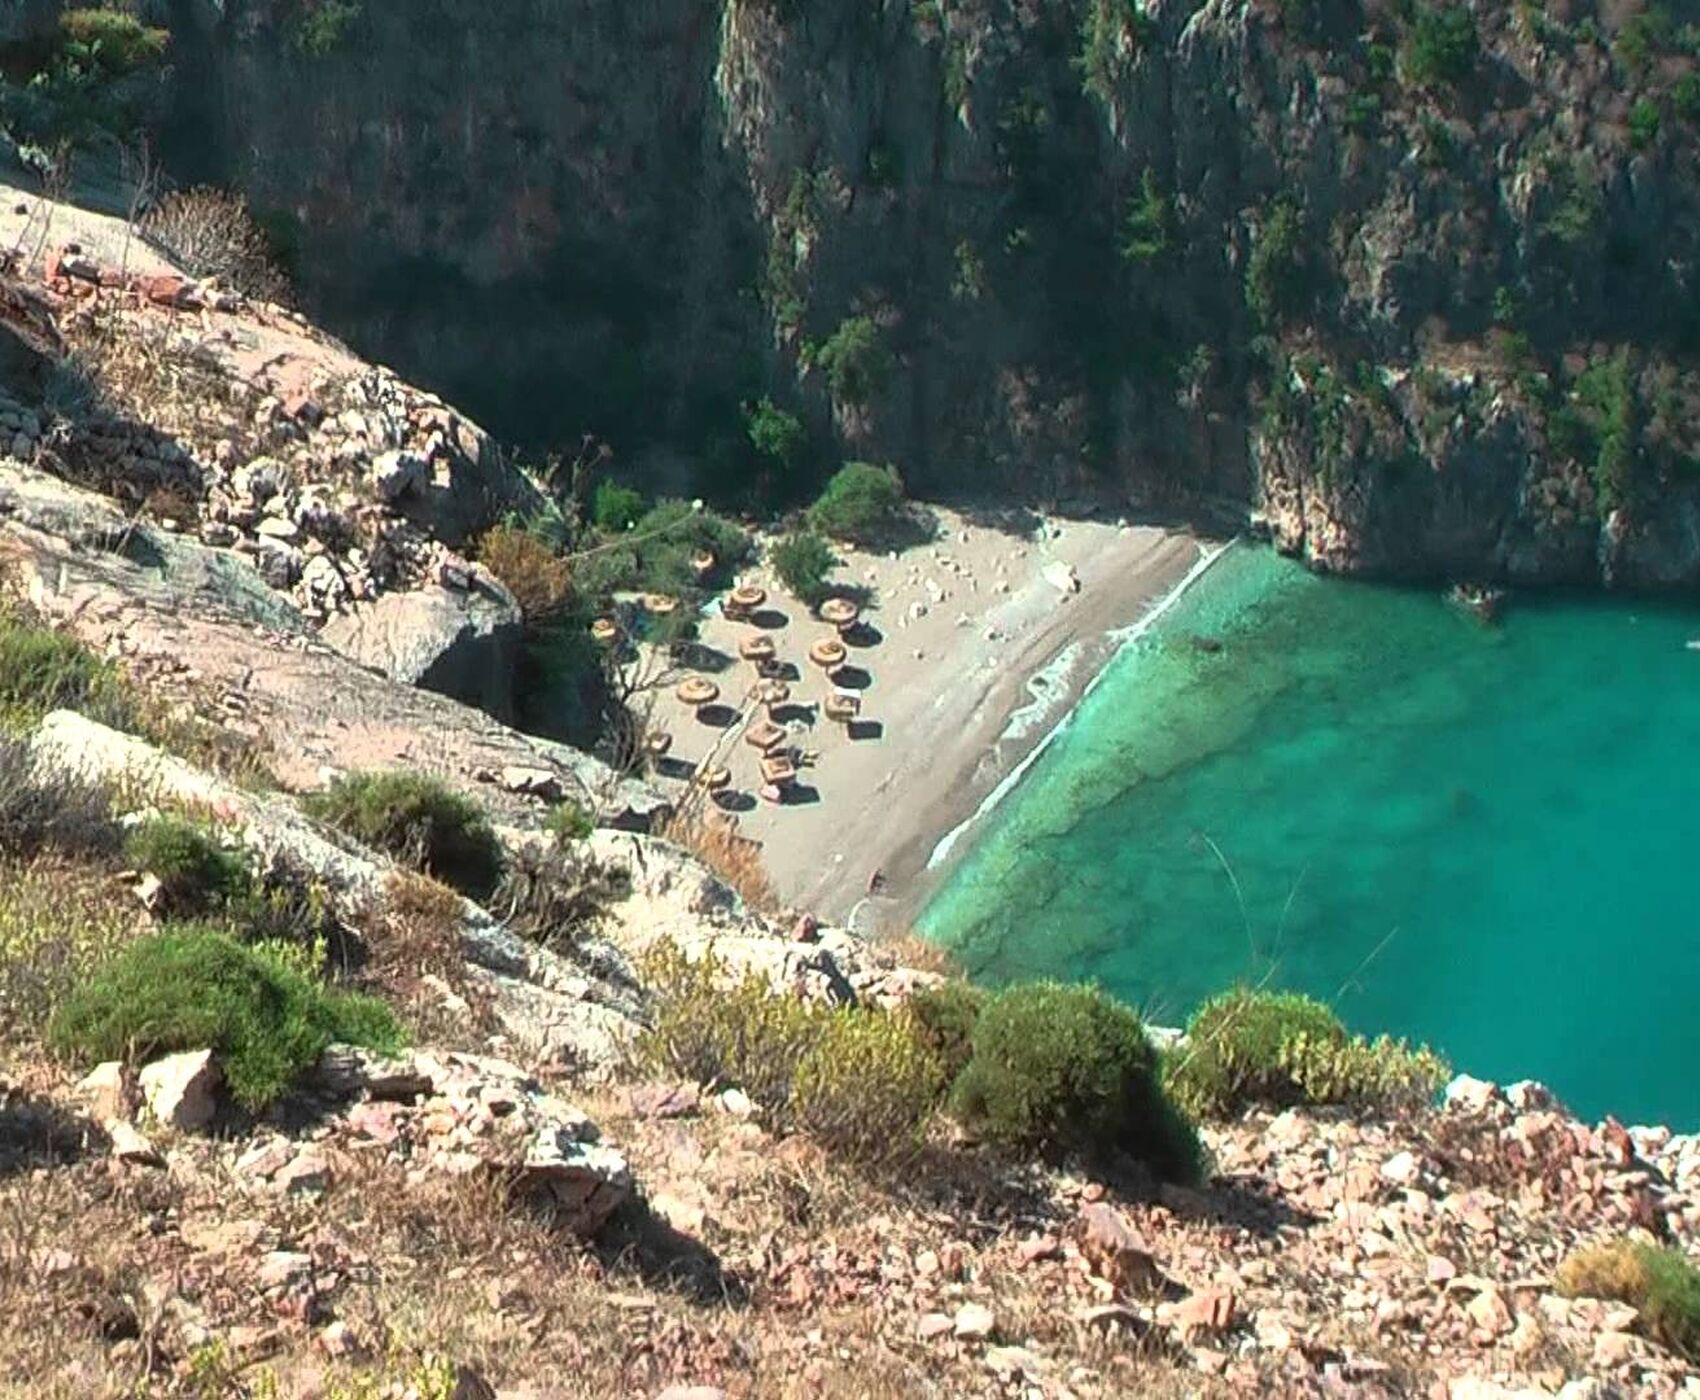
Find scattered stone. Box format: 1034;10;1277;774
273;1147;332;1196
1163;1287;1236;1341
1076;1202;1164;1296
77;1061;135;1125
952;1303;996;1341
138;1049;220;1131
107;1120;164;1168
917;1313;954;1340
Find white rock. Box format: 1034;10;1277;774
1444;1075;1501;1113
1042;561;1081;595
1379;1150;1420;1186
139;1049;220;1131
108;1120;164;1167
77;1060;133;1124
953;1302;996;1340
371;449;430;502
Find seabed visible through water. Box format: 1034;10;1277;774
918;544;1700;1129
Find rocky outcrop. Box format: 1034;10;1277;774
106;0;1698;589
321;579;522;721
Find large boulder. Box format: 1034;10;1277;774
321;579;522;722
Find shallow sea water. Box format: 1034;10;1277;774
918;545;1700;1127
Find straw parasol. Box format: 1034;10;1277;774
694;763;731;792
753;679;790;711
675;676;719;708
819;596;860;632
590;616;620;645
691;550;716;579
744;719;786;752
823;691;861;724
738;635;777;664
807;636;848;671
760;754;798;786
727;583;767;616
642;730;673;760
644;593;678;616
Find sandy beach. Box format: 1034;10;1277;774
635;507;1222;931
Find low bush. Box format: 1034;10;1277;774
1165;987;1448;1120
1402;4;1479;88
0;732;117;858
949;981;1203;1182
304;770;504;899
544;800;595;844
907;980;986;1085
124;814;254;912
813;316;891;407
745;397;806;471
1557;1239;1700;1360
807;462;906;546
0;612;134;729
591;481;645;533
639;941;944;1164
478;523;573;623
0;855;138;1037
140;187;292;304
770;531;838;608
49;925;401;1109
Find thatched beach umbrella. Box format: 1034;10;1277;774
744;719;786;752
819;597;860;632
753;679;790;711
691;550;716;580
807;636;848;671
760;754;798;786
675;676;720;709
726;583;766;619
642;730;673;760
823;691;861;725
738;635;777;665
590;616;620;645
644;593;678;617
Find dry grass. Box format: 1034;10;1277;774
356;872;491;1048
656;805;777;913
477;524;572;623
139;187;291;305
881;931;962;977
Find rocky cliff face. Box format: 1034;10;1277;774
139;0;1700;585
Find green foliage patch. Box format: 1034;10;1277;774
1558;1239;1700;1360
124;814;255;913
769;532;838;609
813;316;892;407
949;981;1203;1181
1165;987;1448;1120
0;612;135;731
49;925;400;1109
304;770;504;899
1402;5;1479;88
591;481;646;533
807;462;907;545
639;942;944;1165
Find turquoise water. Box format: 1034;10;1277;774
918;545;1700;1128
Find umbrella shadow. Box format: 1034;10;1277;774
780;782;822;806
672;641;735;673
655;755;695;781
695;703;740;729
847;719;884;742
770;702;817;727
751;608;790;631
713;789;756;814
830;665;872;691
844;622;884;649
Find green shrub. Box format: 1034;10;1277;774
0;733;116;858
599;499;753;598
1165;987;1447;1119
948;981;1203;1181
1558;1239;1700;1360
59;8;170;74
1629;97;1662;149
591;481;646;533
124;815;254;912
304;770;503;899
813;316;891;407
544;800;595;845
296;0;361;56
48;926;400;1109
1402;5;1479;87
1245;196;1306;327
1675;73;1700;123
807;462;906;545
1614;6;1672;77
0;614;134;729
769;532;838;608
1120;167;1169;263
907;980;986;1086
639;942;945;1164
744;398;806;470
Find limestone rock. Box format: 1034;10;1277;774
138;1049;220;1132
77;1061;136;1125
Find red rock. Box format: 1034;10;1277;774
346;1101;401;1145
1017;1232;1061;1264
1076;1202;1164;1296
139;273;191;308
790;912;818;943
1167;1286;1236;1340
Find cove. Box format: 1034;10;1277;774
917;544;1700;1129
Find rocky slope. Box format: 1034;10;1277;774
100;0;1699;586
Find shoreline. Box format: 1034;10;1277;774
646;507;1228;931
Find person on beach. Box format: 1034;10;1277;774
867;867;886;895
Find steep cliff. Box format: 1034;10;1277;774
128;0;1700;583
